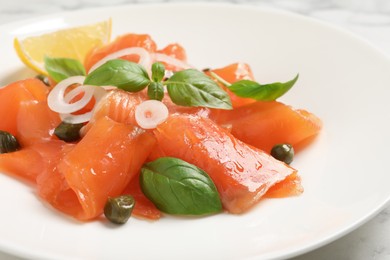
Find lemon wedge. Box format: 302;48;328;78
14;19;111;75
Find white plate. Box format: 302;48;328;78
1;3;390;260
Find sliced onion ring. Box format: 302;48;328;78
60;85;107;124
135;100;169;129
88;47;152;73
153;53;192;70
60;111;94;125
47;76;92;114
63;84;94;104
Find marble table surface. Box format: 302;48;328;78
0;0;389;259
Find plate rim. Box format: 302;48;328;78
0;2;390;260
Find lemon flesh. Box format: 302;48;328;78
14;19;111;75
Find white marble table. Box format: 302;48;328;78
0;0;389;259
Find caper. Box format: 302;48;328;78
35;74;51;86
270;143;294;164
104;195;135;224
0;131;20;154
54;122;83;142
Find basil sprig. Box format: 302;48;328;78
85;59;232;109
45;55;297;108
228;74;299;101
166;69;232;109
151;62;165;82
44;57;86;82
148;82;164;101
84;59;150;92
140;157;222;215
147;62;165;101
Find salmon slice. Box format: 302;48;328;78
207;63;256;108
0;78;49;136
153;114;297;214
81;89;146;135
84;33;157;72
161;94;211;118
122;173;161;220
157;43;187;61
211;101;322;153
156;43;188;71
0;147;43;183
37;116;155;220
0;140;70;183
82;88;209;137
264;172;303;198
17;100;61;147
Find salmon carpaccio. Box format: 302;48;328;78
152;114;297;213
0;33;322;221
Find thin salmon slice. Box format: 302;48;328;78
207;63;256;108
153;114;297;214
264;172;303;198
157;43;187;61
0;147;43;183
122;173;161;220
156;43;188;71
81;89;146;135
84;34;157;72
211;101;322;153
0;140;70;183
0;78;48;136
17;100;61;147
37;116;156;220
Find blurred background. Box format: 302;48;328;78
1;0;390;50
0;0;389;259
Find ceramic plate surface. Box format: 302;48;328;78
0;3;389;260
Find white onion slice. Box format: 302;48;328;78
47;76;92;114
63;84;94;104
60;85;107;124
60;111;94;125
135;100;169;129
88;47;152;73
153;53;192;70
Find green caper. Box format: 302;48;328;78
35;74;51;86
0;131;20;154
54;122;83;142
104;195;135;224
271;143;294;164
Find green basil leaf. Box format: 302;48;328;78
165;69;232;110
228;74;299;101
84;59;150;92
140;157;222;215
147;82;164;101
44;56;86;82
151;62;165;82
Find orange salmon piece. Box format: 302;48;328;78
0;140;69;183
122;173;161;220
16;101;61;147
156;43;187;71
0;78;48;136
38;116;155;220
0;148;43;183
153;114;296;214
211;101;322;153
208;63;256;108
264;172;303;198
157;43;187;61
84;34;157;72
81;89;146;135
